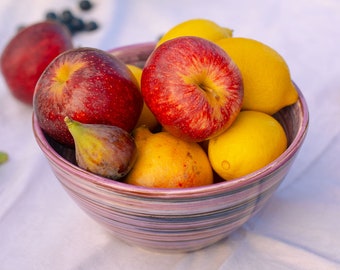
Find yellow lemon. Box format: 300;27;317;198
208;110;287;180
126;64;159;131
157;18;233;47
125;126;213;188
216;37;298;115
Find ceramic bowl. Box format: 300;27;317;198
32;42;309;253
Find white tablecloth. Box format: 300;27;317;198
1;1;339;269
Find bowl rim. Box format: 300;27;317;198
32;43;309;199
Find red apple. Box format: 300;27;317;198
0;21;73;105
33;47;143;146
141;36;243;142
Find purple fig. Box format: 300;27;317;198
64;116;137;180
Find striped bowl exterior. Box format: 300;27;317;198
32;42;309;252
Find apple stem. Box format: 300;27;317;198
199;83;220;101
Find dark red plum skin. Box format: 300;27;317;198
1;21;73;105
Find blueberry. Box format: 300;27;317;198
61;10;74;24
79;0;93;11
34;2;98;37
45;11;58;21
71;17;86;31
85;21;98;31
17;25;25;32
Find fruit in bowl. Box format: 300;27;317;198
126;64;159;131
125;126;213;188
32;41;309;252
33;47;143;146
216;37;298;115
156;18;233;47
141;36;244;142
208;110;288;180
64;116;137;180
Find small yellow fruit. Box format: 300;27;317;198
208;110;287;180
216;37;298;115
157;18;233;47
126;64;159;130
125;126;213;188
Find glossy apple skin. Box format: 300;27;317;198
33;47;143;146
0;21;73;105
141;36;243;142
